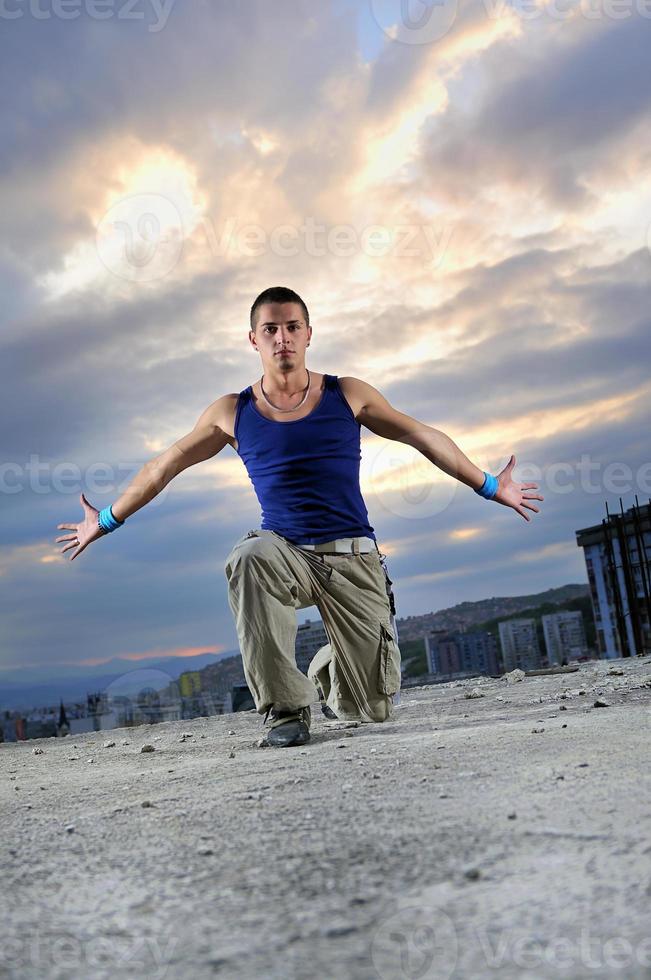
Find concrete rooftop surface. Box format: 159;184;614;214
2;656;651;980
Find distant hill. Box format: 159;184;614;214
395;583;595;678
171;654;248;702
395;584;590;642
471;590;596;661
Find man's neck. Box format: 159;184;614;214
261;364;310;395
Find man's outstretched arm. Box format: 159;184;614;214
55;395;234;561
341;377;543;522
109;397;234;523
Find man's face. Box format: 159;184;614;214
249;301;312;371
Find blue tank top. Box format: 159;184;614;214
234;374;376;545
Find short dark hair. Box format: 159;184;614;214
250;286;310;333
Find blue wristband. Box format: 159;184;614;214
475;471;499;500
98;505;125;533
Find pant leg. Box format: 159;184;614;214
223;529;329;716
308;549;402;723
306;643;337;707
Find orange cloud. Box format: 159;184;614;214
78;645;225;667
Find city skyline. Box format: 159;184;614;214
0;577;591;690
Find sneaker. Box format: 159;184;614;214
261;704;311;747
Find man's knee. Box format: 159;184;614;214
307;643;332;683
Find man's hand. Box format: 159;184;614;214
55;492;106;561
493;455;544;522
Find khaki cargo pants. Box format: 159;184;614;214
223;529;401;724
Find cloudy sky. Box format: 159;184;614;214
1;0;650;672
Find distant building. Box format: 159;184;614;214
542;611;588;665
69;714;118;735
295;618;329;675
576;500;651;658
425;630;499;677
179;671;202;698
425;630;461;676
457;631;500;675
498;618;542;672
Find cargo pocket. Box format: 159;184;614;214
377;622;402;696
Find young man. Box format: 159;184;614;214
55;286;543;747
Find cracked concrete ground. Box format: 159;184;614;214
2;655;651;980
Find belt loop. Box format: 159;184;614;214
352;537;359;555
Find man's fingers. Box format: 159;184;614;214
57;524;77;530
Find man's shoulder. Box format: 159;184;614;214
203;393;240;438
337;375;365;389
337;375;378;397
336;376;374;419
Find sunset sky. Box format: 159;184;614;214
2;0;650;671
